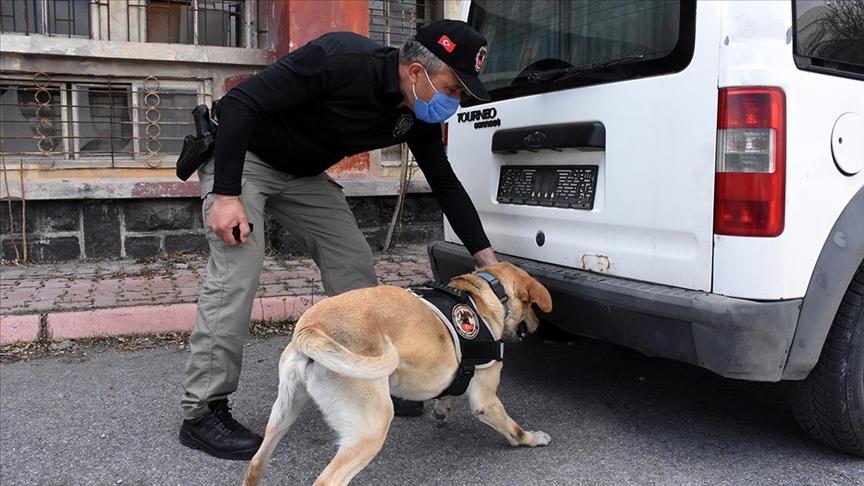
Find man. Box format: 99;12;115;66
178;19;498;461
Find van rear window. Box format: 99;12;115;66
465;0;695;106
793;0;864;79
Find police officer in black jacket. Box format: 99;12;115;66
178;19;498;460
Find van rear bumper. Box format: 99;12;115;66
428;241;802;382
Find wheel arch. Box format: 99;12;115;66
782;185;864;380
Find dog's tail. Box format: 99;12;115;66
292;326;399;380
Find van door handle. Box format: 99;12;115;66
491;122;605;153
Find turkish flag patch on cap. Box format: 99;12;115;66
437;35;456;53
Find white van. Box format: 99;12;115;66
428;0;864;456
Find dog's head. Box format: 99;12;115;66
452;262;553;342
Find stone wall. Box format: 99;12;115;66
0;195;443;262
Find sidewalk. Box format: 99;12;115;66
0;244;434;344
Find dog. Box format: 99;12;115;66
242;262;553;486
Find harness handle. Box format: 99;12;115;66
423;280;468;302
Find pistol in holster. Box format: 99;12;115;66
176;101;220;181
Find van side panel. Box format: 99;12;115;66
783;187;864;379
713;1;864;299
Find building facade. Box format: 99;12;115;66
0;0;460;261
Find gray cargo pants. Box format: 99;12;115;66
181;153;378;419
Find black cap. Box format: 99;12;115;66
415;19;490;101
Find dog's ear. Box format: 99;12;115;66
517;275;552;312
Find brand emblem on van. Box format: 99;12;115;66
451;303;479;340
456;107;501;130
524;131;546;148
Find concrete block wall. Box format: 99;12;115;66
0;194;443;262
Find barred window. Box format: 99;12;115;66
0;0;90;37
0;75;203;168
1;84;63;155
369;0;431;47
0;0;247;47
145;0;243;47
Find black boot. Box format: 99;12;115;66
392;397;425;417
179;399;263;460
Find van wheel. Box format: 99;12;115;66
791;263;864;457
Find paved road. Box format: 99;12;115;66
1;334;861;485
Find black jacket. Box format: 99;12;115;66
213;32;490;254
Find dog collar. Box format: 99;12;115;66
475;272;510;320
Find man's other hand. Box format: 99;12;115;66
207;195;251;245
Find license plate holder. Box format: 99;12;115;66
497;165;598;210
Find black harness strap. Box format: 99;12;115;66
422;280;467;302
442;363;476;397
461;341;505;364
412;280;507;398
439;340;508;397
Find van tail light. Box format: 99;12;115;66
443;122;449;146
714;87;786;237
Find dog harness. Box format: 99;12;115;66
410;273;510;397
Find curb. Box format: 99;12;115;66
0;295;323;344
0;315;41;343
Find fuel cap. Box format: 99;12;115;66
832;113;863;176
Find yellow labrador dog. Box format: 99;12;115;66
243;262;553;486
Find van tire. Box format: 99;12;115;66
791;262;864;457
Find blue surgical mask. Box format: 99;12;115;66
412;68;460;124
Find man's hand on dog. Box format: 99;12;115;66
207;194;252;245
473;248;498;267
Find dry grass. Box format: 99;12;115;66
0;319;296;364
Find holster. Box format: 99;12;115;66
176;134;215;181
176;102;219;181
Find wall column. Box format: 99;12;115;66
264;0;372;176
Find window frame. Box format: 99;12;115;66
1;0;257;48
461;0;697;107
0;0;91;37
368;0;432;48
0;75;209;169
791;0;864;81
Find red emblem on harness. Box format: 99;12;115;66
451;303;479;340
438;35;457;53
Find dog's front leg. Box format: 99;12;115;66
470;394;550;447
432;396;453;421
468;369;550;447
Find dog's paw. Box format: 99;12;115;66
432;398;453;422
524;430;551;447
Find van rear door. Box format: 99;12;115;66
447;0;717;291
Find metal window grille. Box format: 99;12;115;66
0;0;90;37
369;0;431;47
142;0;243;46
0;0;245;47
0;73;205;169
